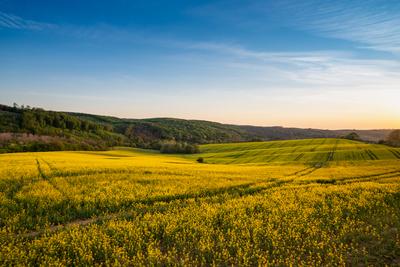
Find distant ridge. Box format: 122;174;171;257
0;104;393;153
68;110;393;142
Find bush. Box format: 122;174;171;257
160;141;199;154
0;133;109;154
387;130;400;147
315;179;336;184
196;157;204;163
342;132;361;141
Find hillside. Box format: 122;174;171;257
0;104;129;153
195;138;400;164
333;129;393;142
0;104;394;153
239;125;392;142
238;125;335;140
70;113;251;144
72;111;392;142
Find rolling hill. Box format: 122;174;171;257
195;138;400;164
0;103;394;153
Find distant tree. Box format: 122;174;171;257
124;125;135;137
250;137;263;142
387;130;400;147
343;132;361;141
65;118;79;130
0;104;132;153
104;124;113;132
81;121;90;131
20;111;38;134
160;141;199;154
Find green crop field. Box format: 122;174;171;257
1;138;400;265
196;138;400;164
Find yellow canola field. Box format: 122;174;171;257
1;139;400;266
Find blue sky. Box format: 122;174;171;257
0;0;399;129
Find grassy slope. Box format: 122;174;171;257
196;138;400;164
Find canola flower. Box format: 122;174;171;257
0;139;400;265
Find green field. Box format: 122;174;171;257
198;138;400;164
1;138;400;265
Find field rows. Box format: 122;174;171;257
1;139;400;265
197;138;400;164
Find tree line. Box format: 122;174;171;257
385;130;400;147
1;104;399;153
0;104;202;154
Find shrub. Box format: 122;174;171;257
342;132;361;141
160;141;199;154
316;179;336;184
387;130;400;147
197;157;204;163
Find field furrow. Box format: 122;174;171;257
2;138;400;266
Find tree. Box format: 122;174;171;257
343;132;361;141
160;141;200;154
387;130;400;147
20;111;38;134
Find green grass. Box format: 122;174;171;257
195;138;400;164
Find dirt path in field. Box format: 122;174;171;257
36;158;69;197
23;219;92;238
288;140;340;178
389;149;400;159
337;169;400;184
21;180;291;239
36;159;48;180
20;166;400;239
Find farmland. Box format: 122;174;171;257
1;138;400;265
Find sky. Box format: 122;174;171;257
0;0;399;129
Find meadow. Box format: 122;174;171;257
1;138;400;266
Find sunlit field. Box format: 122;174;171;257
1;138;400;265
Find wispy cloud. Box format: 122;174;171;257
1;7;399;95
191;0;400;54
0;11;55;30
269;0;400;53
174;53;398;95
